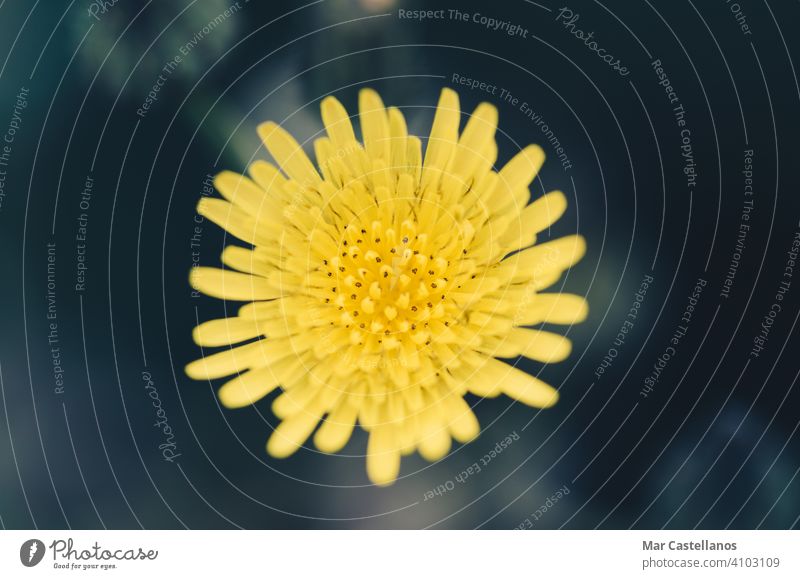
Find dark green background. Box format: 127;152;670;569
0;0;798;529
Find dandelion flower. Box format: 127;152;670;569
186;88;587;485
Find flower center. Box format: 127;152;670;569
320;205;471;367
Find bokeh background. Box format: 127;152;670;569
0;0;798;529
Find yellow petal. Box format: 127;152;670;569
489;145;546;214
514;293;589;326
313;137;337;184
266;404;325;458
388;106;408;170
220;245;273;276
524;190;568;233
242;355;312;410
495;234;586;284
257;121;321;186
467;311;513;334
457;103;497;150
444;102;497;189
247;160;287;193
321;95;357;150
218;366;281;408
189;266;281;301
448;360;502;398
237;296;313;320
421;88;460;190
445;395;480;443
359;88;390;162
500;190;568;251
465;355;559;408
366;424;400;486
480;328;573;362
196;198;269;246
407;136;422;184
192;317;264;347
497;144;545;192
272;381;324;418
214;171;281;221
314;402;359;453
418;426;452;461
499;366;559;408
388;106;407;139
185;340;270;380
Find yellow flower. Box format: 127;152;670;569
186;88;587;485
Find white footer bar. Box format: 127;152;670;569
1;530;797;578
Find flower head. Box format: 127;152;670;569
186;88;587;485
